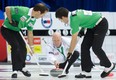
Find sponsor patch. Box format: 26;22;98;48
20;16;27;22
14;8;18;14
71;10;77;16
28;22;33;27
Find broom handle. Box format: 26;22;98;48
61;37;80;75
62;60;69;74
19;31;44;72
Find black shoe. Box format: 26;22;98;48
101;63;115;78
66;70;69;74
21;70;31;77
11;73;17;78
75;73;92;78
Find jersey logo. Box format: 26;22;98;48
49;52;54;55
83;10;92;15
14;8;18;14
49;52;59;55
54;52;59;55
20;16;27;22
28;22;33;27
71;10;77;16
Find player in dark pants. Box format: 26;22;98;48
81;18;110;72
1;27;27;71
1;3;49;78
55;7;115;78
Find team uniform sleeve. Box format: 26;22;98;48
70;17;80;34
27;25;33;31
26;19;35;31
18;16;34;31
18;16;27;29
46;44;57;64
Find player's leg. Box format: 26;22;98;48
75;29;94;78
16;31;31;77
1;27;22;78
1;27;31;78
92;18;115;78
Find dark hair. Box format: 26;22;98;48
33;3;49;14
55;7;69;19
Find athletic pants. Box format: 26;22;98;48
81;18;111;72
1;26;26;71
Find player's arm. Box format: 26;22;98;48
5;6;12;23
68;19;80;58
68;32;78;54
27;30;34;55
27;30;34;47
26;21;34;48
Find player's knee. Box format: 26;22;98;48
23;47;27;52
81;42;89;49
12;45;20;51
92;46;101;53
73;51;79;58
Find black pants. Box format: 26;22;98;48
81;18;111;72
1;26;27;71
59;51;79;72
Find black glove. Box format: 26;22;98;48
9;20;18;27
67;52;72;60
78;28;85;38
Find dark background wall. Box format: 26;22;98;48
0;0;116;12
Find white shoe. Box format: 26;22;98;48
11;71;17;78
101;63;115;78
21;67;31;77
83;71;91;76
75;71;92;78
104;63;115;72
22;67;28;72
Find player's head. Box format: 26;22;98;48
55;7;69;24
33;3;49;18
52;32;62;48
